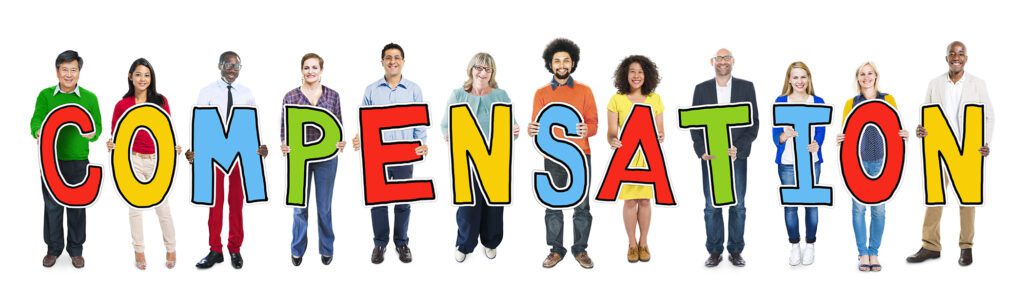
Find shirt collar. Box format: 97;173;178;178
218;77;233;88
54;85;81;97
378;76;407;90
946;72;969;85
550;76;575;90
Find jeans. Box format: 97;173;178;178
852;159;885;256
544;155;592;256
701;158;747;254
292;157;337;256
371;165;413;247
780;162;821;244
455;178;504;253
41;160;88;257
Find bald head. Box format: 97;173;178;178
945;41;968;76
947;41;967;55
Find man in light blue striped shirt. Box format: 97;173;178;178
352;43;427;265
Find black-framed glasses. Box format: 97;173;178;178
472;65;492;73
220;62;242;70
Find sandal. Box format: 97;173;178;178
857;255;869;272
166;251;176;269
870;264;882;272
135;252;147;270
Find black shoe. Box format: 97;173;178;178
959;248;973;266
230;252;243;269
728;253;746;267
321;255;333;265
906;248;940;263
397;245;413;263
291;255;302;266
195;251;224;269
371;246;385;264
705;253;723;267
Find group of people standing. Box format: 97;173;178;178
29;39;992;272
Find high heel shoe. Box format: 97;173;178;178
166;251;176;269
135;252;147;270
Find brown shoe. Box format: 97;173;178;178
542;252;562;268
42;255;58;268
959;248;973;266
906;248;940;263
71;256;85;268
638;246;651;262
627;246;639;263
574;252;594;269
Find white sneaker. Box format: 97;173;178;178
789;244;802;266
484;247;497;259
455;248;467;263
802;243;815;265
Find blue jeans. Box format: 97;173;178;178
780;162;821;244
852;160;885;256
455;179;504;253
291;157;337;257
371;165;413;247
544;155;592;256
701;158;747;254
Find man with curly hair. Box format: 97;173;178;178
528;38;598;269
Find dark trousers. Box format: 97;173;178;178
455;179;504;253
544;155;593;256
42;160;89;257
701;158;748;254
371;165;413;247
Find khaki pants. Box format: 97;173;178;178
128;154;176;253
921;175;975;251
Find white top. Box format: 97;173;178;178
780;96;819;165
716;77;732;103
943;75;965;135
196;78;256;117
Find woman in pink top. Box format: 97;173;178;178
106;58;180;270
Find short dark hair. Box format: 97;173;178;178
55;50;83;70
614;55;660;96
543;38;580;74
381;43;405;59
219;51;240;64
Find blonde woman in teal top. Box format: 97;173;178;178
441;53;519;263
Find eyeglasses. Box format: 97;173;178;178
472;65;492;73
220;62;242;70
712;55;734;62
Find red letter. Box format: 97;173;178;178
596;104;676;205
39;104;103;207
840;100;905;205
359;104;435;205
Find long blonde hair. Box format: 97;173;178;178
463;52;498;92
781;61;815;96
854;61;880;95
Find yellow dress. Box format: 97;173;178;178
607;93;664;200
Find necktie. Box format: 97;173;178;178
227;84;234;111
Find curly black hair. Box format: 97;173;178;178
542;38;580;74
613;55;660;96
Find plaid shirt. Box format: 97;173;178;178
280;86;343;143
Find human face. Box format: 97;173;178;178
789;68;809;94
946;43;967;75
627;62;644;92
382;49;404;78
711;49;734;77
857;64;877;92
130;65;151;94
472;64;492;88
56;60;80;91
551;51;573;80
302;58;321;85
220;55;241;83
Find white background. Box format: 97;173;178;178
1;0;1020;292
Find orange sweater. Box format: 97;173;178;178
531;79;599;154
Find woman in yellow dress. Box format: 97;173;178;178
606;55;664;263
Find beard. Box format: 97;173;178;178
554;70;571;80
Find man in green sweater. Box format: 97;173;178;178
29;50;102;269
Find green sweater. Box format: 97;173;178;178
29;86;103;161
